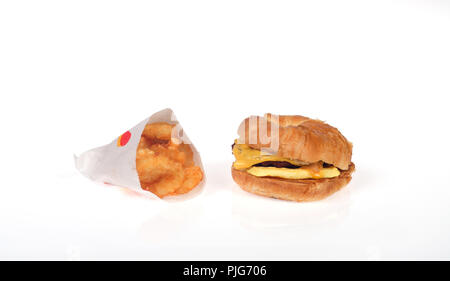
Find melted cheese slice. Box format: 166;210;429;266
247;166;340;179
232;142;340;180
232;142;307;170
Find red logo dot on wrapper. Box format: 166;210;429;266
117;131;131;147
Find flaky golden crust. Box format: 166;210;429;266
231;163;355;202
237;114;353;170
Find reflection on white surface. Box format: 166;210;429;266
66;244;81;261
366;244;382;261
138;199;205;242
232;182;352;230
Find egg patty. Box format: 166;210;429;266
232;142;340;180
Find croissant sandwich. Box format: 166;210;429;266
231;114;355;202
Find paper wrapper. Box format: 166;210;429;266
74;108;205;200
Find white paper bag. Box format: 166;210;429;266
75;108;205;200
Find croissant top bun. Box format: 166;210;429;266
237;114;353;170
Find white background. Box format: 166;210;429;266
1;0;449;260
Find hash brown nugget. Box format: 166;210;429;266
136;122;203;198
